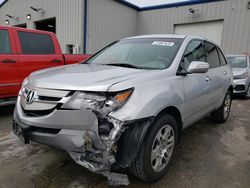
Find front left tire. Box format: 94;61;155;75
130;114;178;182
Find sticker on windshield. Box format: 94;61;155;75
152;41;175;47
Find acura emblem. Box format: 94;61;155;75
26;90;37;104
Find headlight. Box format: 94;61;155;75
233;72;248;79
62;88;134;114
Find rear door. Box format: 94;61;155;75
0;28;20;99
15;30;64;80
204;41;225;108
181;39;211;125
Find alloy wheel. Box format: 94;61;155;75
223;94;231;119
151;125;175;172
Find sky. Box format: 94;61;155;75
0;0;5;5
125;0;193;8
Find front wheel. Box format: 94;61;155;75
130;114;178;182
211;90;232;123
245;84;250;99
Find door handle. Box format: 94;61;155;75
223;71;227;75
206;76;211;82
1;59;16;63
51;59;62;63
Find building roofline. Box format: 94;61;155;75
0;0;8;8
116;0;140;11
116;0;225;11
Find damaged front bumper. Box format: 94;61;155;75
13;93;153;185
14;96;126;170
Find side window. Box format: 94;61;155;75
18;31;55;54
205;41;220;68
0;30;11;54
180;40;205;70
217;47;227;66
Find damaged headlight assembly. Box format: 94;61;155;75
62;88;134;115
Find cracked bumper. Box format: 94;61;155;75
13;97;106;151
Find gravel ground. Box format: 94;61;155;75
0;99;249;188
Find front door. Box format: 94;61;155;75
180;39;211;126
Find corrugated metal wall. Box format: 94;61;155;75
137;0;250;54
1;0;249;54
87;0;138;53
0;0;84;53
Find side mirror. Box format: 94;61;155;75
187;61;209;74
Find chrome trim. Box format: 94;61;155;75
0;83;20;87
35;88;70;98
21;87;71;111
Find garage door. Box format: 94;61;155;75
174;21;224;45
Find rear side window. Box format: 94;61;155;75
180;40;205;70
217;48;227;66
0;30;11;54
205;41;220;68
18;31;55;54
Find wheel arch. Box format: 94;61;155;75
156;106;183;142
116;106;183;168
228;85;233;94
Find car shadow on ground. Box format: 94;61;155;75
0;105;15;116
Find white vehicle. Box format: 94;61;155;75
226;55;250;98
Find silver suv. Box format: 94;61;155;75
226;55;250;98
13;35;233;185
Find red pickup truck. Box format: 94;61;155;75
0;26;90;106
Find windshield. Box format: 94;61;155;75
227;56;247;68
86;38;183;70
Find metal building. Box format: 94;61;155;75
0;0;250;54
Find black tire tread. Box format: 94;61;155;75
211;90;231;123
244;85;250;99
130;141;148;181
130;114;178;182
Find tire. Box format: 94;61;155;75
210;90;232;123
130;114;178;182
244;84;250;99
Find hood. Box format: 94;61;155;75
28;64;150;91
232;67;248;76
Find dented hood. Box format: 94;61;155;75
28;63;149;91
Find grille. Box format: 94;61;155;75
29;126;61;134
21;87;72;115
22;106;58;117
234;85;245;91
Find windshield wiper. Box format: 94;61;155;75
105;63;142;69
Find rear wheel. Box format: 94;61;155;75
130;114;178;182
211;90;232;123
